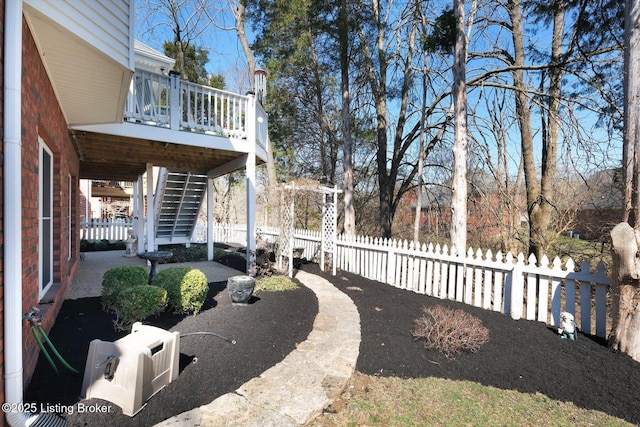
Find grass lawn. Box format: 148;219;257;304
311;372;635;426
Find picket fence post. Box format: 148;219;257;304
510;254;525;320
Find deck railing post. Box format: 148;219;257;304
169;71;180;130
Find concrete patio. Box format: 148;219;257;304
67;250;244;300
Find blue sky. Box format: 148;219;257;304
134;1;255;92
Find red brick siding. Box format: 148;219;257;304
1;18;82;405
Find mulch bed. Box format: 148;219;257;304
25;260;640;426
25;276;317;427
302;263;640;426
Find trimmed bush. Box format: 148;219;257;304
94;240;109;250
152;267;209;315
158;244;208;262
411;305;490;357
101;266;149;311
112;285;167;331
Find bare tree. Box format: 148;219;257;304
137;0;213;74
450;0;468;255
226;1;279;188
355;0;424;238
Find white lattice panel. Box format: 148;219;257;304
322;202;335;253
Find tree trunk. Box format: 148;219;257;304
507;0;543;259
339;0;356;235
450;0;468;255
624;0;640;226
609;223;640;361
232;1;278;190
232;2;255;84
611;0;640;361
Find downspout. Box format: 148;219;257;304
4;0;26;423
4;4;65;426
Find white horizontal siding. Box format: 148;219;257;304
24;0;133;69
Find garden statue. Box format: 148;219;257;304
558;312;577;340
124;229;137;257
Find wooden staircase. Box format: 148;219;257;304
154;169;207;245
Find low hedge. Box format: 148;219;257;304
112;285;167;331
152;267;209;315
101;265;149;311
81;239;126;252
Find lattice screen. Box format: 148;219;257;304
277;187;294;274
321;196;336;272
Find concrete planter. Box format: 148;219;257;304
228;275;255;305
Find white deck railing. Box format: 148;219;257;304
124;69;267;150
82;219;613;339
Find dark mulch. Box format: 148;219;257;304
302;263;640;426
26;261;640;426
25;275;318;427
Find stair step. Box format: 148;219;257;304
154;169;208;242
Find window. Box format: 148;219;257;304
39;139;54;298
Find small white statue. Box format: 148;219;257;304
558;312;577;340
124;229;137;257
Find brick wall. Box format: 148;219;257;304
0;17;82;409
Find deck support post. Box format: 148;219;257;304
146;163;156;252
207;177;215;260
245;95;257;273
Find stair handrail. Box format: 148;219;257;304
153;167;169;238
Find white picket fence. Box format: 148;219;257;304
83;220;613;338
206;223;612;339
80;219;134;241
334;236;611;338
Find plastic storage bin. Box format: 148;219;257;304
81;322;180;416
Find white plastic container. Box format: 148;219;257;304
81;322;180;416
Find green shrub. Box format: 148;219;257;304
112;286;167;331
213;248;229;260
101;266;149;311
158;244;208;263
152;267;209;315
80;239;126;252
255;275;299;292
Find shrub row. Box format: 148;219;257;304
101;265;209;331
80;239;126;252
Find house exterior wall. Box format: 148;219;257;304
23;0;133;69
0;15;80;412
572;208;624;241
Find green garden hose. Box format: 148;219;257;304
31;326;59;375
31;325;79;375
